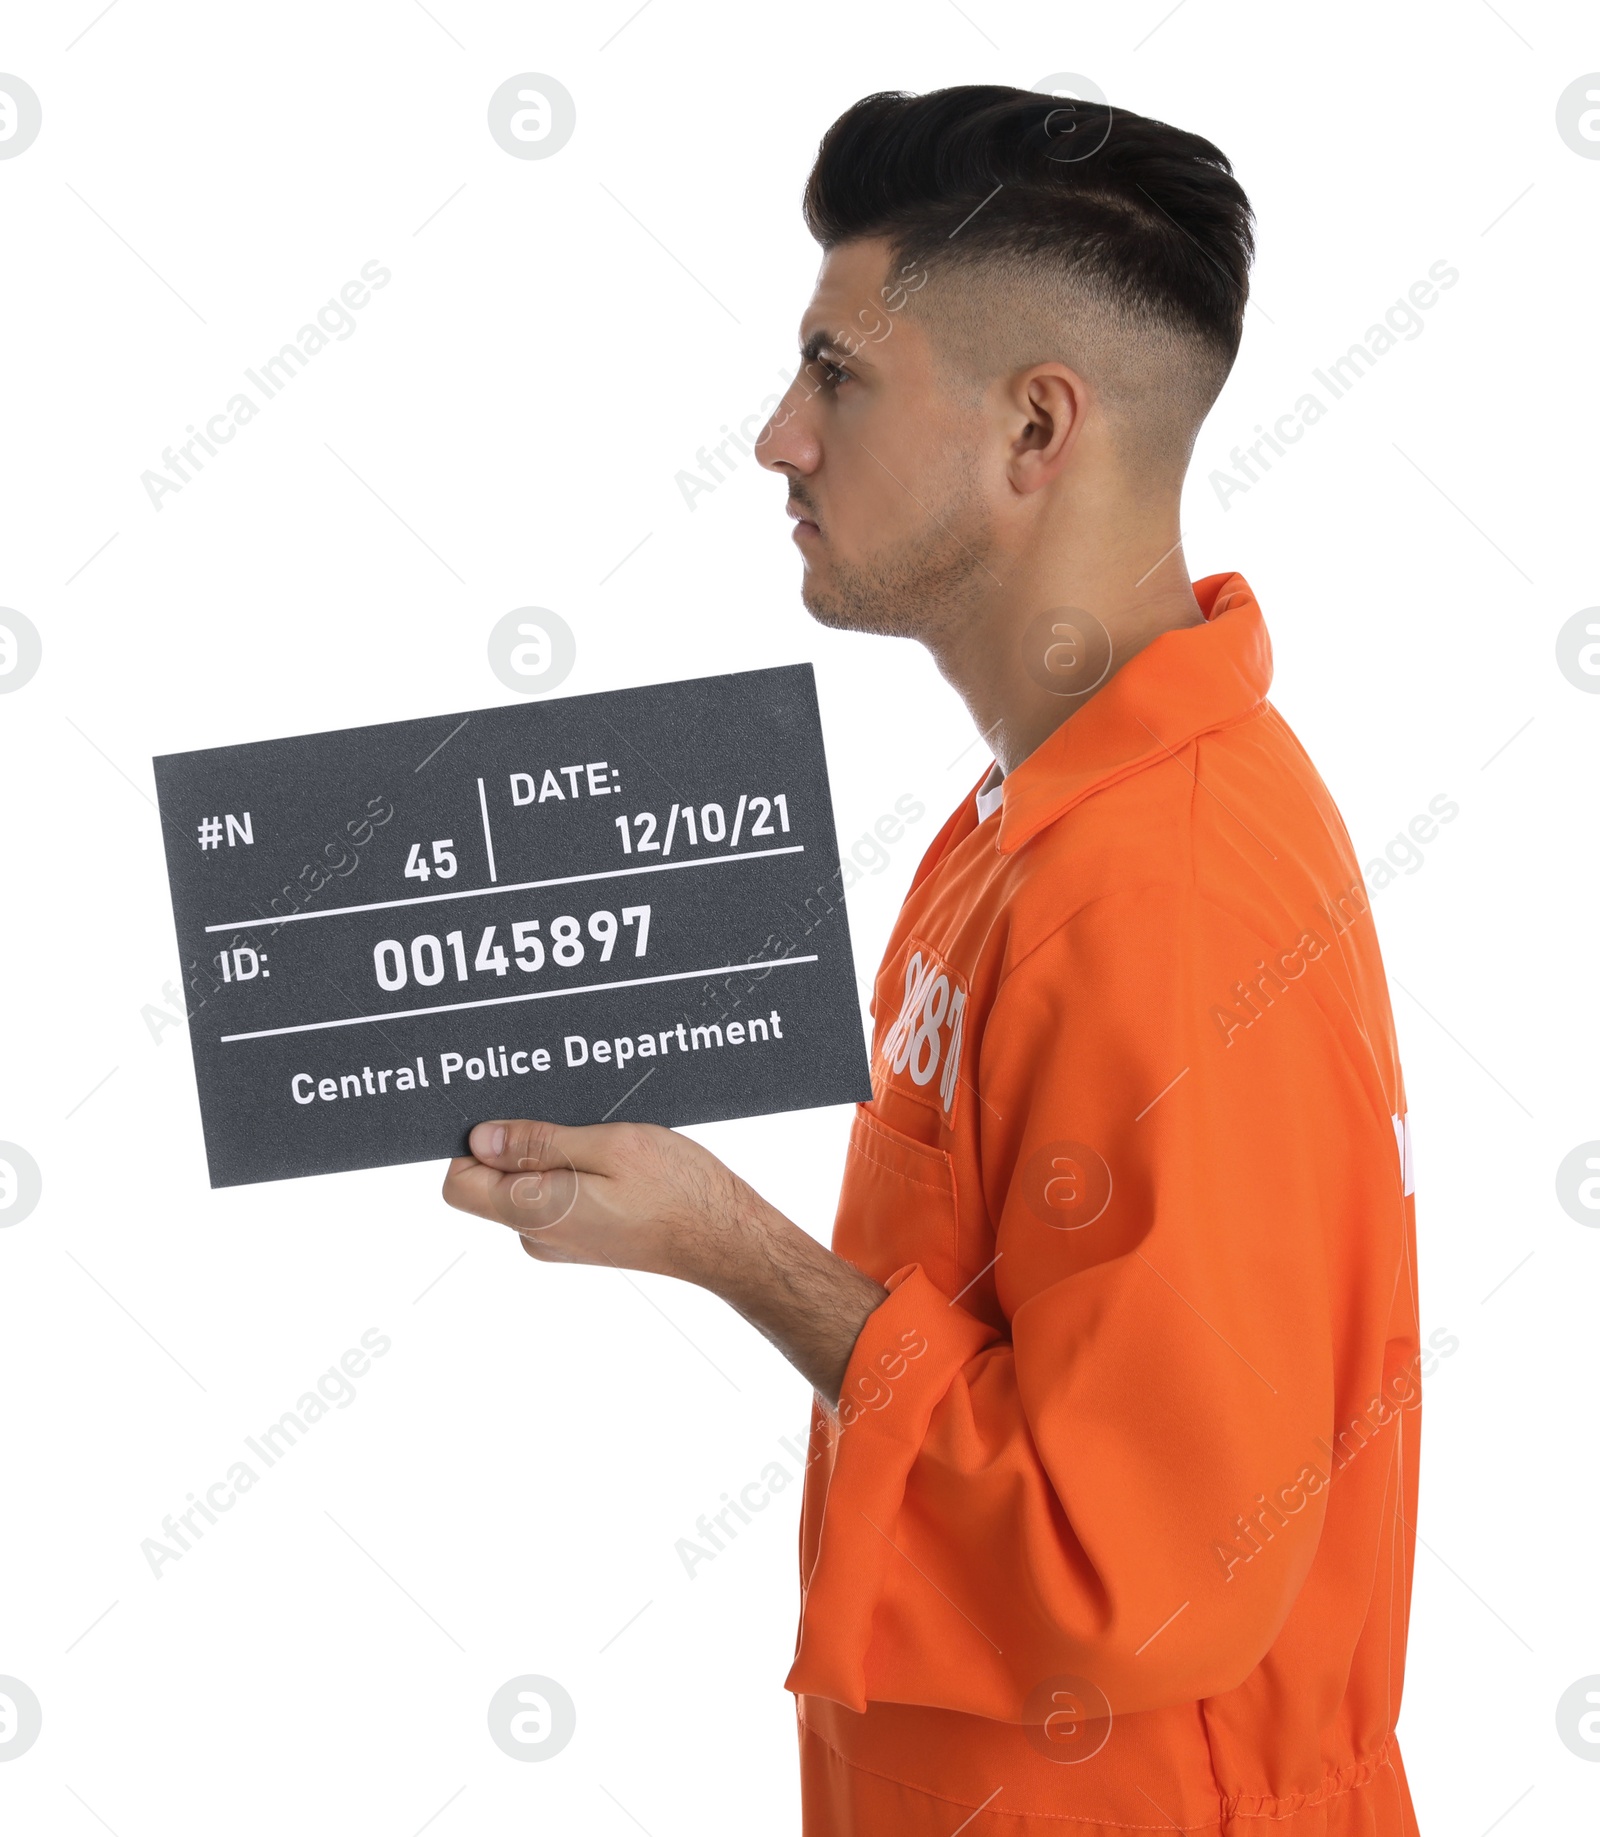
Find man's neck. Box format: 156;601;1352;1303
927;510;1206;776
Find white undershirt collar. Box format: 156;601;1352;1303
974;759;1005;823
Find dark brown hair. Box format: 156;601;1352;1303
802;86;1255;376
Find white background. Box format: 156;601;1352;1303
1;2;1596;1831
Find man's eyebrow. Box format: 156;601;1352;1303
798;327;867;367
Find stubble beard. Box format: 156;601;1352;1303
798;451;1000;646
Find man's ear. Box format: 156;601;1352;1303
1005;364;1087;496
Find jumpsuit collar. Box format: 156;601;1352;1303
993;571;1273;855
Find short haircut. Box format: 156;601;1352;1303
802;86;1256;475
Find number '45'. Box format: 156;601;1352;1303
405;839;457;881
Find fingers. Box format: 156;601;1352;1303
441;1151;580;1235
443;1119;602;1253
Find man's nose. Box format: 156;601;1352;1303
756;385;819;475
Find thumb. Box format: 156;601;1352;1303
468;1118;589;1176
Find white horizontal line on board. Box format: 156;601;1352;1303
219;954;820;1043
205;843;806;934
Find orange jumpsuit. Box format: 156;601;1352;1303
789;573;1422;1835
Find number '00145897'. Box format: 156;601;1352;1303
372;907;650;992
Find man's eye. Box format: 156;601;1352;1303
820;360;851;389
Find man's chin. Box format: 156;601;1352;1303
798;584;857;633
799;568;903;638
795;512;996;641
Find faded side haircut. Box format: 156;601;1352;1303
802;86;1256;478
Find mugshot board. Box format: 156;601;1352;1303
152;663;872;1187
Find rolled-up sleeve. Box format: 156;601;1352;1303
786;886;1405;1721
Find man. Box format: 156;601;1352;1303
445;86;1423;1835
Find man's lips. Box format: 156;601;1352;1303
786;503;821;540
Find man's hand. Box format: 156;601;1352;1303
442;1118;749;1285
442;1119;889;1405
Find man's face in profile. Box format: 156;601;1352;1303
757;238;1002;642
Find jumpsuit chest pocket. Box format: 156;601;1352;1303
831;1107;961;1294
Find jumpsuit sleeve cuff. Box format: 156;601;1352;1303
783;1262;1001;1710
